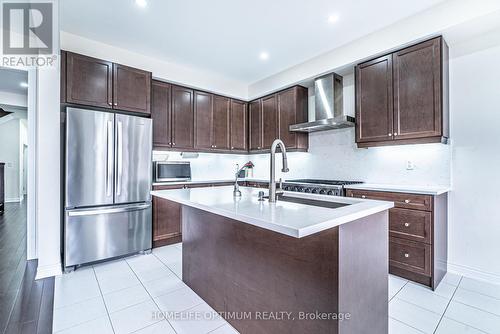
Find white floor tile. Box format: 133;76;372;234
142;274;186;298
435;317;487;334
127;254;166;272
389;317;425;334
133;265;175;283
434;282;458;300
389;275;408;300
154;287;204;313
442;272;462;286
132;320;176;334
97;270;141;294
168;302;227;334
174;243;182;251
94;259;131;275
154;246;182;265
445;301;500;334
209;324;240;334
167;261;183;279
103;284;151;313
54;270;101;309
53;296;108;332
460;277;500;300
396;283;451;315
453;288;500;316
109;300;160;334
389;298;441;333
53;316;114;334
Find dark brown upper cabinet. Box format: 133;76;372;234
229;99;248;152
277;86;309;151
171;85;194;149
355;54;394;143
355;37;449;148
194;91;213;150
262;94;278;149
62;51;152;115
151;80;172;148
249;99;263;151
64;51;113;109
113;64;151;114
212;95;230;151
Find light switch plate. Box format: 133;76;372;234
406;160;415;170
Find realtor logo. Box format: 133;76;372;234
2;1;53;55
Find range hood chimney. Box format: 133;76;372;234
289;73;354;133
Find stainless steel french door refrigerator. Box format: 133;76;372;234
64;107;152;270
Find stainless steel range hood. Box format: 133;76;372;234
289;73;354;133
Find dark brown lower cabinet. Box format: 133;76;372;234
152;182;237;248
0;163;4;213
346;188;448;290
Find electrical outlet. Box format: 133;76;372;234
406;160;415;170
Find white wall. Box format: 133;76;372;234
0;119;22;201
446;39;500;282
60;32;248;100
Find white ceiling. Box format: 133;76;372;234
61;0;446;84
0;68;28;95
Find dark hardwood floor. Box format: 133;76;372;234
0;200;54;334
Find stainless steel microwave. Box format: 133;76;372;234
153;161;191;182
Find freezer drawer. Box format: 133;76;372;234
64;203;152;268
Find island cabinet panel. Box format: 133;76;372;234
194;91;213;150
0;163;4;213
65;52;113;109
182;206;388;334
355;36;449;148
346;188;448;290
151;80;172;148
113;64;151;114
171;85;194;149
262;94;279;149
277;86;309;151
152;185;183;247
249;100;263;151
355;55;394;143
229;99;247;152
63;51;152;114
212;95;230;150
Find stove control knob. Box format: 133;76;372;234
299;187;306;193
293;186;299;192
312;188;319;194
305;188;312;193
319;189;327;195
327;190;334;196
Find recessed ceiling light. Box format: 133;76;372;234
20;82;28;88
135;0;147;8
259;52;269;61
328;14;339;24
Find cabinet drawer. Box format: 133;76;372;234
346;189;432;211
389;237;431;276
389;208;431;244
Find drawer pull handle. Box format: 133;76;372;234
404;223;410;227
361;195;366;199
404;253;410;258
404;199;410;204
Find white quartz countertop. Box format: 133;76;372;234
152;178;269;186
151;186;393;238
344;183;451;195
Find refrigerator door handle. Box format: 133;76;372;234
116;120;123;196
106;121;113;197
67;203;151;217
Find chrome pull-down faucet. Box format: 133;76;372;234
269;139;289;202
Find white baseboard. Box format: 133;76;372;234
5;197;23;203
35;262;62;280
448;262;500;285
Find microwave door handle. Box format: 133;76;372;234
116;120;123;196
106;121;113;197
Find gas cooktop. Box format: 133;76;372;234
285;179;363;186
282;179;364;196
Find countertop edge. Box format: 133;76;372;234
344;184;451;196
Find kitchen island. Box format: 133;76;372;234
151;186;394;334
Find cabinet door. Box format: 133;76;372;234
65;52;113;108
249;100;263;150
393;38;442;139
277;86;308;150
153;186;182;247
230;99;247;151
151;81;172;148
113;64;152;114
262;94;278;149
194;91;213;150
213;95;230;150
171;85;194;149
355;55;394;143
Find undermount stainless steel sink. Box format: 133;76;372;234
266;193;351;209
